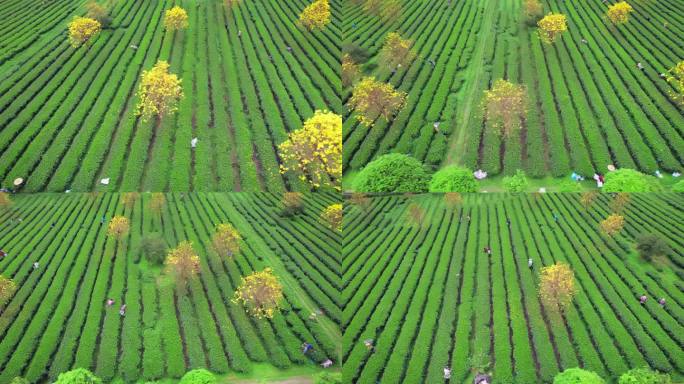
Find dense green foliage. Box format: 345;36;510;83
353;154;430;193
140;232;167;265
553;368;605;384
603;169;663;193
53;368;102;384
342;193;684;383
315;371;343;384
618;367;671;384
429;166;478;192
502;169;529;192
178;369;215;384
671;180;684;193
635;234;671;262
0;193;340;382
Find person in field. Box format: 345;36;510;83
639;295;648;304
483;246;492;255
364;339;374;351
528;258;533;269
321;359;333;368
301;342;313;354
444;366;452;379
0;250;6;261
106;299;115;307
33;262;39;270
659;298;666;307
119;304;126;316
474;373;492;384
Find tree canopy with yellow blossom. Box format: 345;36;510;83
482;79;527;137
148;192;166;214
600;214;625;236
348;77;407;126
233;268;283;319
107;216;130;241
606;2;633;25
299;0;331;31
342;54;361;87
539;263;578;313
523;0;543;24
0;275;17;308
537;13;567;44
579;191;598;210
278;111;342;191
121;192;140;209
378;32;416;69
321;204;342;232
164;6;189;31
212;223;241;259
666;60;684;108
0;192;11;210
68;17;101;48
136;61;183;121
165;241;201;292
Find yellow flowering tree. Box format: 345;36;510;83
609;192;630;213
148;192;166;214
523;0;543;24
321;204;343;232
666;60;684;108
0;192;11;211
68;17;101;48
107;216;130;241
407;202;425;227
600;214;625;236
0;275;17;308
121;192;140;209
86;2;111;28
349;192;371;212
299;0;331;31
444;192;463;210
223;0;240;16
537;13;567;44
348;77;407;126
606;1;633;25
342;54;361;87
212;223;241;259
539;263;578;313
164;6;189;31
136;61;183;122
364;0;401;21
165;241;201;293
482;79;527;137
378;32;416;69
281;192;305;216
579;191;598;210
233;268;283;319
278;111;342;190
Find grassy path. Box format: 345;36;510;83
446;0;497;166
